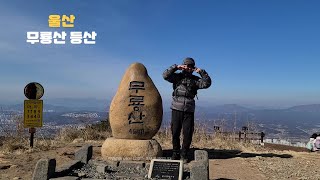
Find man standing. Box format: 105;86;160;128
163;57;212;162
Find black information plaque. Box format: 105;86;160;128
148;159;183;180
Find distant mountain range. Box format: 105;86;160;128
197;104;320;114
193;104;320;139
196;104;251;114
1;99;320;115
1;98;319;139
287;104;320;112
0;98;111;112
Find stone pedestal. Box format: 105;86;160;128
101;138;162;161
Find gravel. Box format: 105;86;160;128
70;162;150;179
67;160;190;179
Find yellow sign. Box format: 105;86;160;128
24;100;43;128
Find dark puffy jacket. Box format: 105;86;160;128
163;64;212;112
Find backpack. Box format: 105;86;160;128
306;138;314;151
314;137;320;149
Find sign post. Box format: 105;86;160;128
29;127;36;147
23;82;44;148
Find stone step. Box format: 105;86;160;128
49;176;79;180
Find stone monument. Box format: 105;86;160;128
101;62;163;160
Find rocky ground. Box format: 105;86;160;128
0;141;319;180
71;162;149;179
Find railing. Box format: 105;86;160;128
213;129;265;143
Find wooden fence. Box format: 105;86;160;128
213;128;265;143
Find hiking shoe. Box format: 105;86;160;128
171;152;180;160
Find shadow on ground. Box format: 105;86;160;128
162;148;293;160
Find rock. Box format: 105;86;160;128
13;177;21;180
72;138;84;144
109;62;163;139
77;171;86;177
10;165;18;168
75;145;93;164
105;160;119;168
101;138;162;160
119;161;145;168
59;148;74;156
49;176;79;180
55;160;82;177
190;162;208;180
32;158;56;180
190;150;209;180
116;173;145;179
96;164;108;173
195;150;209;167
90;159;119;168
145;163;150;170
0;164;11;169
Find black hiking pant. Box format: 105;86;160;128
171;109;195;154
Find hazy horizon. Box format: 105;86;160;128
1;96;319;110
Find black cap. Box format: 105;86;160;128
183;57;195;67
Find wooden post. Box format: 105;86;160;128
244;132;247;143
261;132;265;143
29;95;36;148
29;127;36;148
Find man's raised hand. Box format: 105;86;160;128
194;67;201;73
177;65;187;70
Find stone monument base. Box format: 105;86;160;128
101;138;163;161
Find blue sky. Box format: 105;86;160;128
0;0;319;107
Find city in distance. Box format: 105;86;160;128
1;98;319;144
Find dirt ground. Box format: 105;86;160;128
0;142;103;180
209;151;320;180
0;142;319;180
210;158;267;180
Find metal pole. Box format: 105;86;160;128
30;130;34;147
29;127;35;148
